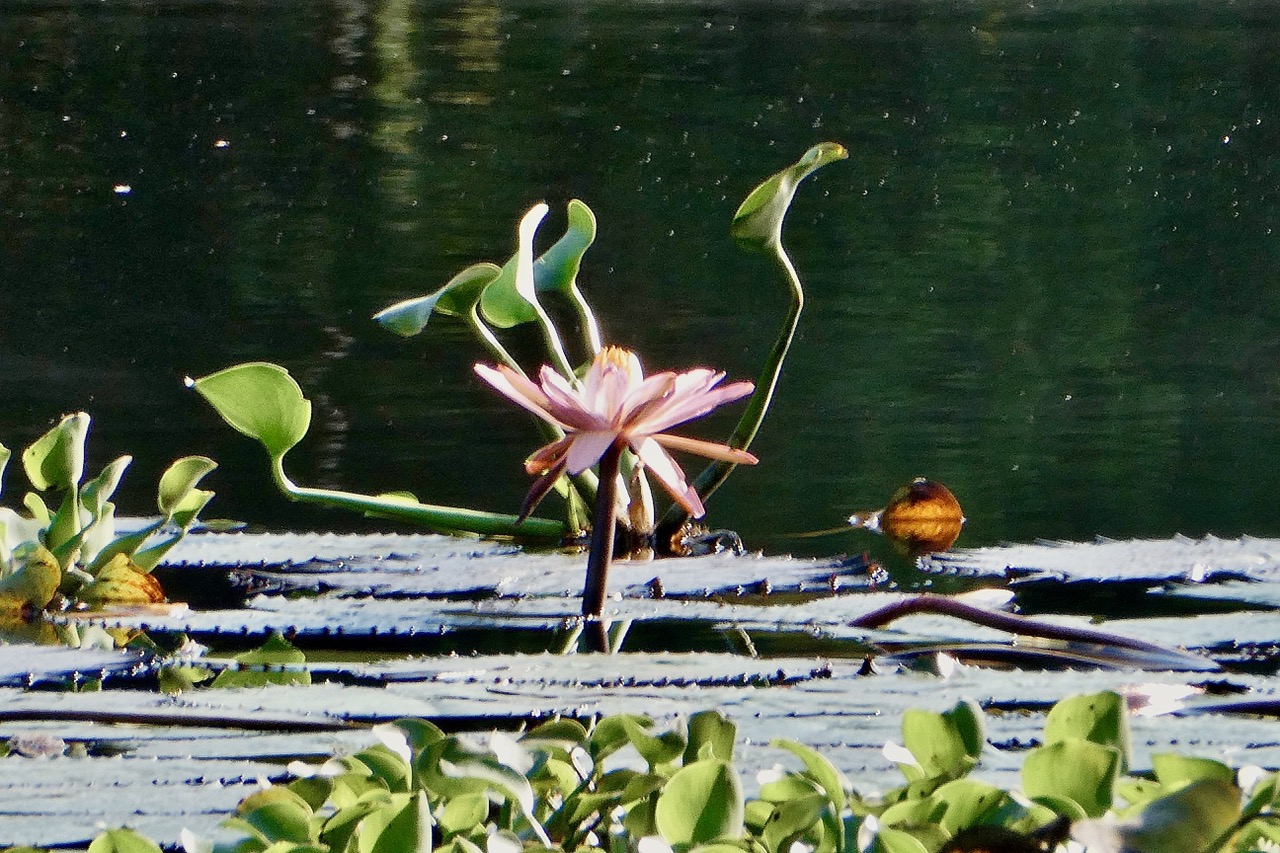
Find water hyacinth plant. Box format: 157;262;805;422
191;144;847;613
0;412;217;623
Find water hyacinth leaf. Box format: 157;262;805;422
0;544;61;613
1150;753;1235;788
81;455;131;518
212;631;310;688
374;263;502;336
686;709;737;764
78;553;164;605
354;744;413;793
478;201;596;331
522;718;588;749
235;786;317;845
1072;778;1241;853
356;791;432;853
621;715;687;769
190;363;312;460
393;718;447;753
417;739;550;846
1022;739;1120;818
591;714;654;761
730;142;848;251
23;412;90;492
760;793;827;853
901;701;983;781
654;759;744;845
1043;690;1131;771
931;779;1007;834
879;795;944;830
158;456;217;518
87;828;164;853
439;793;489;835
866;826;930;853
772;739;849;816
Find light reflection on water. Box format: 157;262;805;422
1;0;1278;564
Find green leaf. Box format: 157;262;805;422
620;715;688;769
23;412;90;492
0;442;10;498
901;703;982;782
479;201;597;330
868;826;929;853
686;710;737;764
931;779;1007;834
655;759;744;845
1151;753;1235;788
235;786;317;845
158;456;218;519
1043;690;1131;772
212;632;310;688
416;738;550;846
439;793;489;836
190;363;312;460
354;744;413;794
374;263;503;337
771;739;849;815
357;791;432;853
80;456;131;518
1022;738;1120;818
1074;778;1241;853
0;544;61;613
730;142;848;251
87;828;164;853
760;794;827;853
591;714;654;762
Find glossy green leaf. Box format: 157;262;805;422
439;793;489;835
879;794;944;828
931;779;1007;834
868;826;929;853
730;142;848;251
654;759;744;845
158;456;217;518
1073;778;1241;853
23;412;89;492
901;703;981;782
1022;738;1120;818
357;791;432;853
80;455;131;518
621;715;687;769
87;828;164;853
760;794;827;853
374;263;502;336
1151;753;1235;788
478;201;596;330
591;714;654;762
393;718;447;753
190;362;312;460
416;738;550;846
354;744;413;794
235;786;317;844
686;709;737;764
1043;690;1131;772
771;739;849;815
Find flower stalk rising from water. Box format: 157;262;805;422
475;346;758;621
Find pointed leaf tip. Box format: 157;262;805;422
731;142;848;250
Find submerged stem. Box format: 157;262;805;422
582;441;624;622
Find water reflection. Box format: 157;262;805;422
1;0;1278;564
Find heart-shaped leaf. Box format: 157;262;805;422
23;412;90;492
189;362;312;461
655;759;744;845
731;142;848;251
374;263;503;337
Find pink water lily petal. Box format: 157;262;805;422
564;430;619;474
631;378;755;435
537;366;605;431
473;364;568;427
520;455;567;521
619;373;679;426
651;432;759;465
525;435;574;475
633;436;704;517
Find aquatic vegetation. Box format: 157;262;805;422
192;144;845;551
53;691;1280;853
475;345;757;619
0;413;216;621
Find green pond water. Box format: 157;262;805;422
2;0;1279;561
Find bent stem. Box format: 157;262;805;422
582;440;624;625
268;456;566;543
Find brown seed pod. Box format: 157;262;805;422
850;478;965;556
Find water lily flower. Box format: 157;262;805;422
474;346;758;520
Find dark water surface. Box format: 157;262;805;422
3;0;1279;560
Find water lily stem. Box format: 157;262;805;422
582;440;624;621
